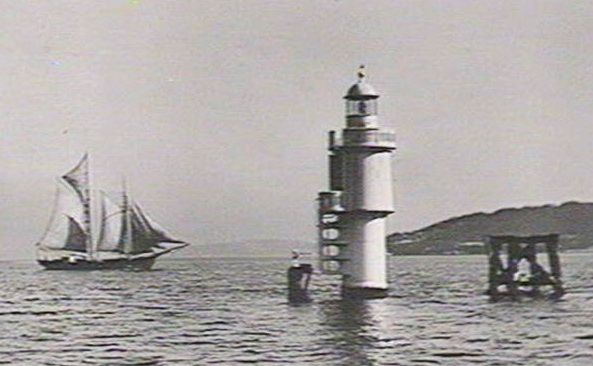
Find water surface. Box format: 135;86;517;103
0;253;591;365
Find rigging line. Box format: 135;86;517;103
99;192;125;219
103;211;126;220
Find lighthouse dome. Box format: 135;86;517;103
344;81;379;100
344;66;380;124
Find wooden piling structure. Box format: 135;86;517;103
485;234;565;301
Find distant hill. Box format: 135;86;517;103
387;201;593;255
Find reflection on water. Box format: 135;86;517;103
319;299;378;366
0;254;591;365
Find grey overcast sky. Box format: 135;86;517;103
2;1;593;259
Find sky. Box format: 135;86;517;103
2;1;593;259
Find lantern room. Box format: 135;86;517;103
344;65;380;128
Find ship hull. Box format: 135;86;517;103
38;256;156;271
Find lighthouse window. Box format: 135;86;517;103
346;99;377;116
358;101;367;114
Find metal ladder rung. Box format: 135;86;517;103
320;240;348;246
320;256;350;262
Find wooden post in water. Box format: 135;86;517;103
287;264;313;304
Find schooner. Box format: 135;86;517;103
36;154;189;270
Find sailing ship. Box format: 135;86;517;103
36;154;189;270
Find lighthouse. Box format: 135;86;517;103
317;67;396;298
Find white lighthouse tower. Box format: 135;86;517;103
317;66;396;298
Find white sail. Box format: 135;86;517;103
61;153;91;254
62;153;89;204
96;192;125;252
126;203;186;254
133;204;185;244
37;180;87;252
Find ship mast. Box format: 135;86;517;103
122;178;133;255
84;154;92;258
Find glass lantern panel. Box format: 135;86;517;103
346;99;377;116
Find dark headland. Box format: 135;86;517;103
388;201;593;255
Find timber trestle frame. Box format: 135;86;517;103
486;234;565;301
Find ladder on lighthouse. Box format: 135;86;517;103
317;191;349;274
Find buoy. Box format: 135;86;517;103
287;251;313;304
